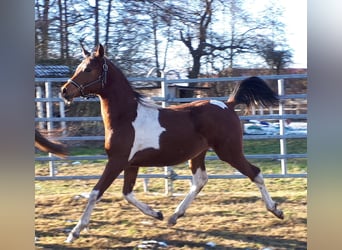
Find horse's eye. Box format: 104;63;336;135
84;68;91;72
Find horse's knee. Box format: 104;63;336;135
89;189;100;202
253;172;264;184
246;165;261;181
123;192;134;204
192;168;208;192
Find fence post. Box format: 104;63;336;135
160;74;174;196
45;81;56;177
45;81;54;131
36;85;44;129
278;79;287;175
58;93;66;135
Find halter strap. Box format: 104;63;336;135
67;59;108;99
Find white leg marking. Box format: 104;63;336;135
168;168;208;226
254;173;284;219
124;192;162;219
209;100;227;109
129;103;166;161
65;190;99;243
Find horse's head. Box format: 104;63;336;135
61;44;108;102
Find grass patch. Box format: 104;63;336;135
243;138;307;154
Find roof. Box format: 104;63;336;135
35;65;71;78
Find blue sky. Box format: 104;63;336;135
280;0;307;67
241;0;307;68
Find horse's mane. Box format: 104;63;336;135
107;58;161;109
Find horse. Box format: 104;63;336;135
61;44;283;243
35;129;68;158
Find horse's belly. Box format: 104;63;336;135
129;137;208;166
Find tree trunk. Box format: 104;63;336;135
58;0;64;59
41;0;50;59
94;0;100;46
63;0;69;61
105;0;112;53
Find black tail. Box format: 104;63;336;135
228;76;279;108
35;129;68;158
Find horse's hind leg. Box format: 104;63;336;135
123;166;163;220
253;172;284;219
168;151;208;226
65;160;124;243
214;143;284;220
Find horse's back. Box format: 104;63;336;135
185;100;242;144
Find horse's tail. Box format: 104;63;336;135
35;129;68;158
227;76;279;108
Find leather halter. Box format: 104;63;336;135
67;59;108;98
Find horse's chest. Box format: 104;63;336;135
128;104;165;161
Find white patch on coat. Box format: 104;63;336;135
172;168;208;217
65;190;99;243
124;192;161;218
209;100;227;109
128;103;166;161
254;173;276;210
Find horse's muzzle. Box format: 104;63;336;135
61;86;73;103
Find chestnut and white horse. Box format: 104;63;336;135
61;44;283;242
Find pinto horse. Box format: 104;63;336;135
35;129;68;158
61;44;283;243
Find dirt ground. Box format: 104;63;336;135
35;178;306;249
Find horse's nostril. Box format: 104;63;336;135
62;87;66;94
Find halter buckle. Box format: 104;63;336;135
103;63;108;72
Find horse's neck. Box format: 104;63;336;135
99;79;137;130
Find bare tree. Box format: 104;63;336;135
35;0;51;60
34;0;291;78
104;0;113;53
257;38;293;74
255;1;293;73
94;0;100;47
178;0;271;78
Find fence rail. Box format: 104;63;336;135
35;74;307;194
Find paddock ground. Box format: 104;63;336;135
35;176;306;249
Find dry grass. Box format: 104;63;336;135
35;169;306;249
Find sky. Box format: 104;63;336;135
231;0;307;68
279;0;307;68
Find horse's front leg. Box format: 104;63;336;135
123;167;163;220
65;159;124;243
168;152;208;226
65;189;99;242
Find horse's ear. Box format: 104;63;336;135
95;44;104;58
80;43;90;58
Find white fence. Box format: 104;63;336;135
35;74;307;194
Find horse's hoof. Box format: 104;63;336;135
167;219;176;227
268;203;284;219
65;238;73;243
167;215;178;226
276;210;284;220
65;231;79;243
156;211;164;221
